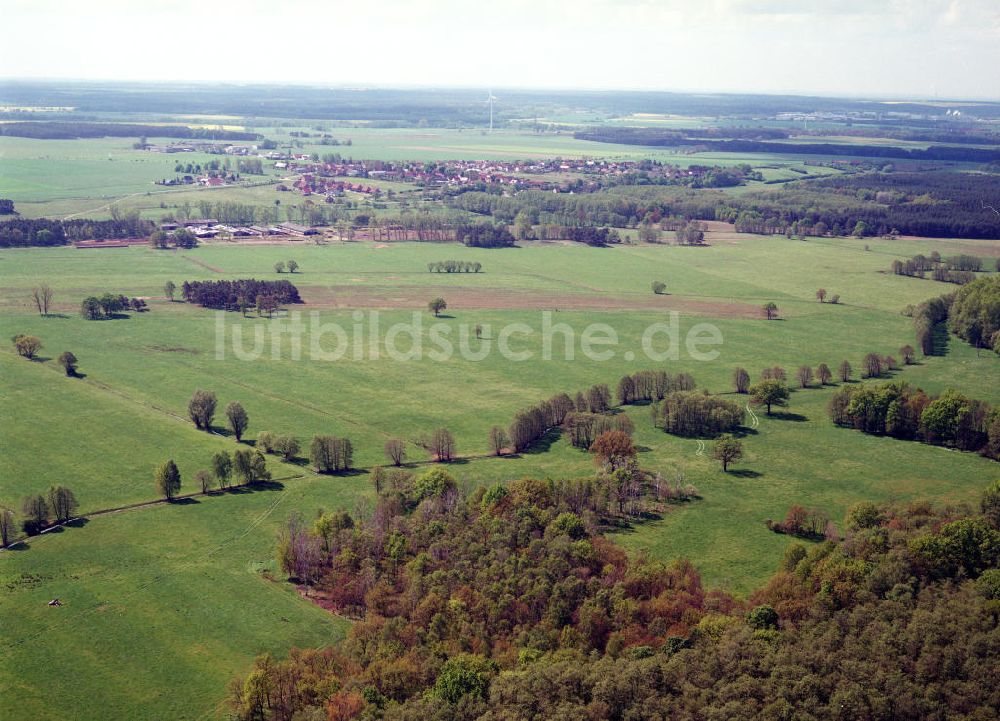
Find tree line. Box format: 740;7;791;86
427;260;482;273
1;486;79;544
829;381;1000;459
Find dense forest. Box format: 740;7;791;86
0;216;155;247
229;478;1000;721
575;127;1000;163
447;170;1000;239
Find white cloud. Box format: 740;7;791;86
0;0;997;98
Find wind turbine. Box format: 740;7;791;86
486;90;497;133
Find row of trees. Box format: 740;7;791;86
829;382;1000;458
615;370;695;405
427;260;482;273
156;447;273;501
5;486;79;541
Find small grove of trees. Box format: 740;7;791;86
748;380;790;415
233;448;271;485
429;428;456;462
16;486;79;537
427;260;482;273
733;367;750;394
488;426;509;455
181;279;301;311
616;370;695;405
310;435;354;473
11;334;42;359
829;382;999;458
651;391;745;436
567;411;634;450
949;276;1000;349
81;293;145;320
188;390;218;431
767;504;832;540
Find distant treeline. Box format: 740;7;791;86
454;223;516;248
449;170;1000;239
0;121;260;141
574;127;1000;163
181;279;302;311
0;216;154;247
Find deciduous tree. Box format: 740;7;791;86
188;389;217;430
589;430;636;472
713;435;744;472
817;363;832;385
839;359;853;382
225;401;249;442
58;351;78;376
384;438;407;466
763;302;779;320
155;459;181;500
733;367;750;394
489;426;508;456
46;486;78;523
0;508;14;546
212;451;232;489
428;297;447;317
430;427;456;462
20;494;48;535
12;334;41;359
749;380;790;415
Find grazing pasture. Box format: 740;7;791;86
1;233;998;719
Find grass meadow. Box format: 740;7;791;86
1;234;998;719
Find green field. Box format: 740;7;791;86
2;232;998;719
0;128;855;220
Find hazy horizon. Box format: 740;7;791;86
2;0;999;101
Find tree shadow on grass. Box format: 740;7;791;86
769;411;808;422
521;427;563;455
170;497;201;505
728;469;763;478
64;518;89;529
224;480;286;494
602;510;666;537
42;313;70;319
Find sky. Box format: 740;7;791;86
2;0;999;100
